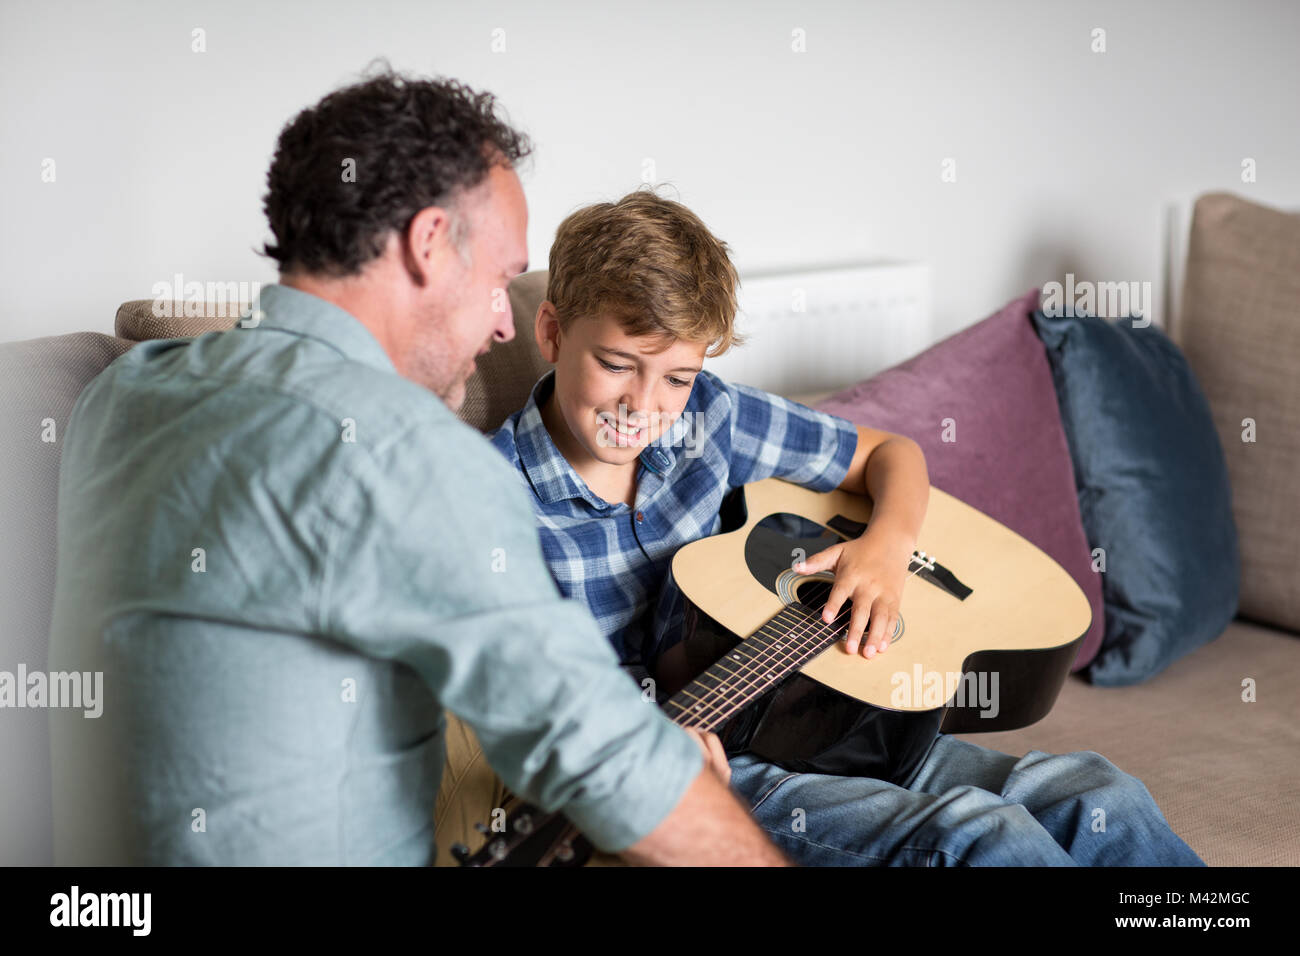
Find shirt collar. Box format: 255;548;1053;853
515;370;686;509
242;283;397;377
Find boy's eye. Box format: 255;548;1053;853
597;358;629;373
667;376;693;388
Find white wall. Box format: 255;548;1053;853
2;0;1297;351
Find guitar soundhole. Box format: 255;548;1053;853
745;512;905;645
744;512;843;597
792;570;904;645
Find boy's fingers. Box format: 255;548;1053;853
821;577;852;627
863;601;897;657
861;607;885;657
794;544;840;574
844;598;873;654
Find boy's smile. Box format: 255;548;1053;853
535;301;709;500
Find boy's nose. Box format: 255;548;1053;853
620;390;654;424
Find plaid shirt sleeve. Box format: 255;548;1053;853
716;376;860;492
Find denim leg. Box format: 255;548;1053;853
906;735;1205;866
728;752;1076;866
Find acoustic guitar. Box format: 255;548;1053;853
454;477;1092;866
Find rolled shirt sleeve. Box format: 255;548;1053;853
718;378;859;491
319;417;704;852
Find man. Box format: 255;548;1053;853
46;68;783;866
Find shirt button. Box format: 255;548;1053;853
635;511;645;522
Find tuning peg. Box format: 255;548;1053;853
488;839;509;860
473;822;489;834
513;814;534;835
555;843;575;863
450;843;471;863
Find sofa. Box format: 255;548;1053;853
2;191;1295;867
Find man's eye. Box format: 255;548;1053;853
598;358;629;372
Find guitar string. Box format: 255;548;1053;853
512;606;857;868
524;593;863;865
670;558;928;731
669;588;852;731
666;601;840;728
676;552;933;730
508;556;927;864
681;554;935;723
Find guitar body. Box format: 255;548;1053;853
666;478;1092;783
458;478;1093;866
672;600;946;785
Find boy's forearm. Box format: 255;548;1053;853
860;438;930;546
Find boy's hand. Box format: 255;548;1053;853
794;526;915;658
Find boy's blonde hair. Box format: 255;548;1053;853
546;188;743;357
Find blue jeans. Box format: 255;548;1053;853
728;734;1206;866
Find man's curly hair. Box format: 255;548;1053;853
260;65;532;277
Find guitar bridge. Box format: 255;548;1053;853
826;514;973;601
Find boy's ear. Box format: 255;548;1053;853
535;300;561;363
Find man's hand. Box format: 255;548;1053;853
794;524;916;657
683;726;732;788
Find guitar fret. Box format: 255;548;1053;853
666;596;849;731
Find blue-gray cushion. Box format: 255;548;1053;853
1031;307;1240;685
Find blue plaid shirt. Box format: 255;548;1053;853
489;369;859;671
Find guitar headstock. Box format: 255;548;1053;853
451;800;593;867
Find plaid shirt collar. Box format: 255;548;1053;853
515;370;694;510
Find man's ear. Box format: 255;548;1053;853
401;204;457;287
535;300;562;363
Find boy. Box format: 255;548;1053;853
489;189;1204;866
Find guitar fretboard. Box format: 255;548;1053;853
662;583;840;732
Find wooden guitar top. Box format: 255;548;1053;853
670;478;1092;713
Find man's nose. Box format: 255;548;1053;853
492;296;516;344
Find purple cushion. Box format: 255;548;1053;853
815;288;1104;670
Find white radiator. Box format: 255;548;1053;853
704;261;932;397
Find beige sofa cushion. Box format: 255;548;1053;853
115;299;241;341
459;271;553;432
1177;192;1300;633
0;331;135;864
116;272;554;434
954;618;1300;865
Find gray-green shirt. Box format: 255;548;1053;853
47;283;701;864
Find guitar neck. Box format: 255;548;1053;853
661;590;842;733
